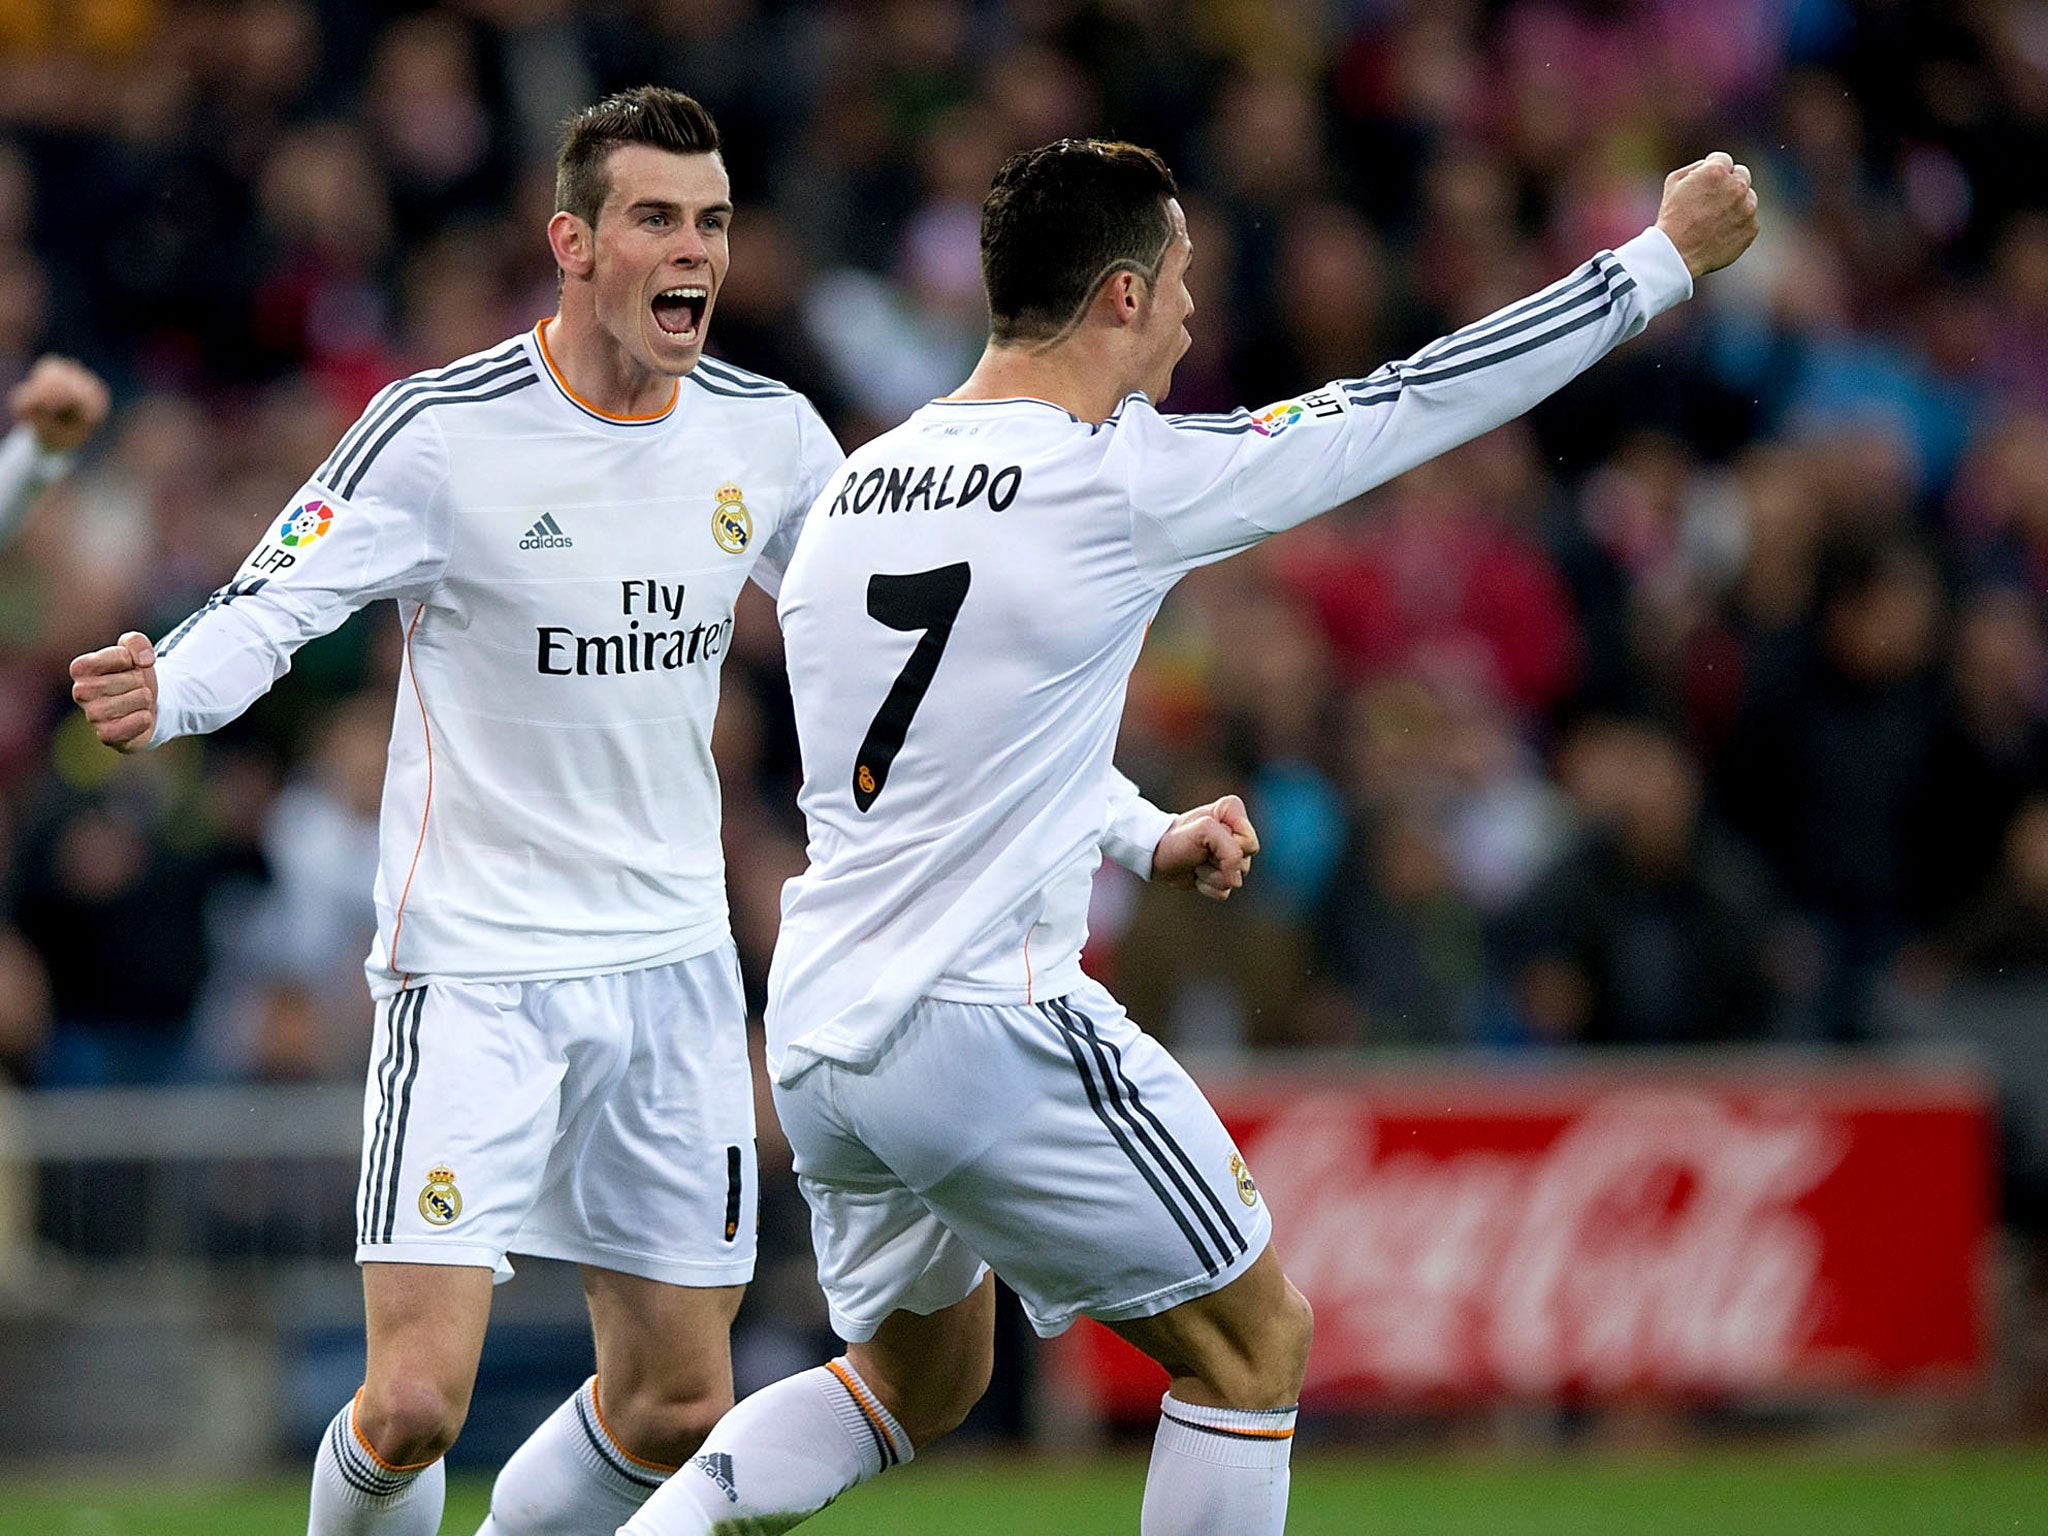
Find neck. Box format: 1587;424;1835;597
540;309;677;419
949;336;1137;425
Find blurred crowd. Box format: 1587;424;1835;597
0;0;2045;1129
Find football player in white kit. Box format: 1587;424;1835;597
0;353;110;547
623;143;1759;1536
67;90;1249;1536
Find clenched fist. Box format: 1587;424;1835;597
69;631;158;753
12;354;110;454
1152;794;1261;901
1656;152;1760;280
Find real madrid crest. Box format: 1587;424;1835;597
712;483;752;554
419;1164;463;1226
1228;1151;1260;1208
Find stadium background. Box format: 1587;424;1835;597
2;0;2048;1527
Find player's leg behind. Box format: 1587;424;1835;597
481;949;760;1533
478;1271;744;1534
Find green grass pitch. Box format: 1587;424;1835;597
3;1450;2045;1534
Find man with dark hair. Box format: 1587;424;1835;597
70;85;829;1536
625;139;1757;1536
70;92;1241;1536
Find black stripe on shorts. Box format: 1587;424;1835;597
1050;999;1247;1270
1042;1000;1223;1276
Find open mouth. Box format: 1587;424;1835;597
652;286;708;342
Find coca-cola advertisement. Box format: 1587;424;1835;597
1063;1062;1995;1413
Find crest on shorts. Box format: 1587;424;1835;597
712;483;752;554
418;1164;462;1226
1228;1151;1260;1208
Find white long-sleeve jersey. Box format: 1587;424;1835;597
150;324;846;986
767;226;1694;1082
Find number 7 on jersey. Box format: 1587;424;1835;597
852;562;972;812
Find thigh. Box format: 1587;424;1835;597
853;983;1272;1339
362;1259;495;1406
516;947;759;1286
356;981;564;1277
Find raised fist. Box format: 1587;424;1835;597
1656;152;1760;280
12;354;110;454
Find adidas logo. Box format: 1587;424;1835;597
519;513;573;550
692;1451;738;1504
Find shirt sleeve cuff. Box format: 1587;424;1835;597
1614;226;1694;320
1102;802;1175;882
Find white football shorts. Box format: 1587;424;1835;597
777;977;1271;1340
353;944;756;1287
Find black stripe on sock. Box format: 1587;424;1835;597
574;1390;667;1491
318;341;528;486
828;1371;896;1470
1160;1409;1294;1442
341;371;539;498
379;987;428;1242
330;1412;410;1497
1042;1002;1218;1275
1071;1004;1247;1261
1050;1000;1241;1268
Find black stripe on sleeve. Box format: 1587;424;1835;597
694;356;792;396
317;341;528;486
1409;260;1608;368
1343;289;1623;406
340;372;539;499
1041;1002;1218;1275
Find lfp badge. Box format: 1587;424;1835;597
1250;402;1305;437
278;500;336;547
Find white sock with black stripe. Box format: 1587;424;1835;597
1140;1393;1296;1536
618;1359;908;1536
476;1376;672;1535
308;1394;445;1536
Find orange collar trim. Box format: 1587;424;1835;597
534;320;679;424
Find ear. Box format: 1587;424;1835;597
1091;270;1146;328
548;211;595;280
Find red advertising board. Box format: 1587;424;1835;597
1057;1059;1994;1414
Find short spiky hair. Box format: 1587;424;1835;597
556;87;721;229
981;139;1179;344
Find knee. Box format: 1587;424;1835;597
1201;1281;1314;1410
356;1376;468;1467
597;1379;735;1468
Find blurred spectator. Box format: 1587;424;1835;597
1505;716;1786;1046
1718;534;1946;1038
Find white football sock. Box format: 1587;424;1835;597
619;1359;908;1536
1139;1393;1296;1536
477;1376;674;1535
308;1394;446;1536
